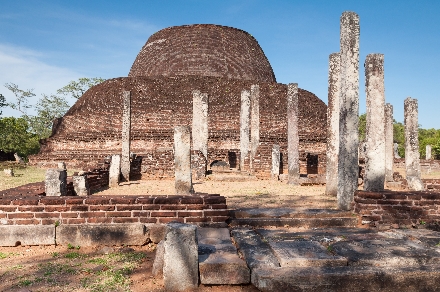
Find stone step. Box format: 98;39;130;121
232;227;440;291
229;208;358;228
197;227;250;285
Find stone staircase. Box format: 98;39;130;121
228;208;359;228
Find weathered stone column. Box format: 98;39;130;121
45;168;67;196
271;144;280;180
404;97;423;190
394;143;401;158
250;85;260;169
174;126;194;195
240;89;251;171
287;83;300;184
426;145;432;160
121;91;131;182
385;103;394;182
337;11;360;210
364;54;385;191
73;172;90;196
109;154;121;187
325;52;341;196
192;90;208;159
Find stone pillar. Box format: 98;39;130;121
250;84;260;169
73;173;90;196
57;162;66;170
45;168;67;196
163;223;198;291
394;143;401;158
121;91;131;182
426;145;432;160
240;89;251;171
174;126;194;195
364;54;385;191
325;52;341;196
404;97;423;191
287;83;300;185
385;103;394;182
337;11;360;210
109;154;120;188
271;144;280;180
192;90;208;159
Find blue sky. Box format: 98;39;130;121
1;0;439;128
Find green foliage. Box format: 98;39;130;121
358;113;366;142
4;83;35;115
393;120;405;158
57;77;105;99
0;94;6;116
0;117;40;158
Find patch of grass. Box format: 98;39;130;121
52;252;59;258
65;252;83;259
88;257;107;265
0;252;8;259
18;279;33;287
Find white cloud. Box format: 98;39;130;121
0;44;80;117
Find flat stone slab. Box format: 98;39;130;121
231;228;280;269
231;208;353;218
198;228;250;284
269;240;347;267
0;225;55;246
252;265;440;292
57;224;148;246
229;217;357;228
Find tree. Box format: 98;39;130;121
393;120;405;158
4;83;35;116
0;94;6;116
358;113;366;142
57;77;105;99
0;117;40;158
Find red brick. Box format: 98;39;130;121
204;210;230;216
383;193;408;200
160;205;187;210
155;197;181;204
141;204;161;210
85;197;110;204
210;204;227;209
65;198;85;205
41;219;59;225
79;212;106;218
0;199;13;205
204;196;226;204
0;213;6;218
18;206;45;212
62;218;86;224
132;211;150;217
8;213;35;219
40;198;66;205
113;218;139;223
61;212;79;218
354;197;378;204
136;197;155;204
106;211;132;217
12;198;39;206
90;205;115;211
70;205;89;212
355;191;384;200
420;193;440;200
116;205;142;211
0;206;17;212
181;196;203;204
151;211;176;217
209;216;229;222
140;218;157;223
34;213;61;219
15;219;40;225
110;197;137;204
185;217;212;223
88;218;113;224
158;218;184;224
178;211;203;217
45;206;70;212
185;204;206;210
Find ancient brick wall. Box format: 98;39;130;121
129;24;276;83
30;76;327;178
355;190;440;226
0;194;227;225
394;158;440;173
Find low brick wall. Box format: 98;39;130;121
0;194;228;226
354;190;440;226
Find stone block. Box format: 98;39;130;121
73;175;90;196
45;168;67;196
3;168;14;177
145;223;166;243
198;228;250;284
152;240;164;277
109;154;120;187
57;223;148;246
174;126;194;195
163;223;198;291
0;225;55;246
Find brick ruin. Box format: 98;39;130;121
29;24;327;178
